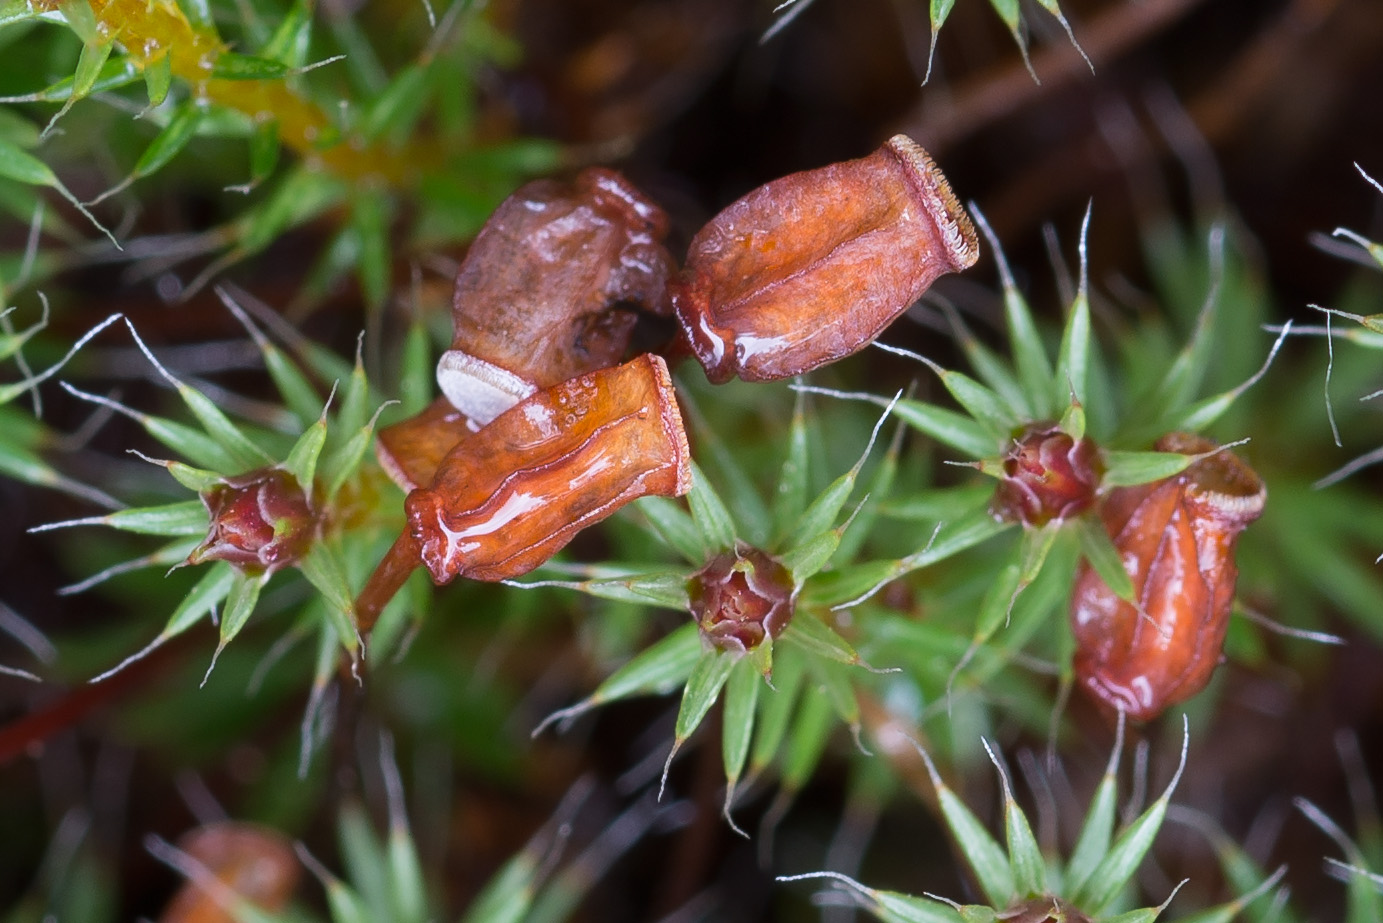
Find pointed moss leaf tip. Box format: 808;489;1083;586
907;736;1014;906
31;500;209;537
789;389;897;548
687;461;737;552
128;450;224;492
0;138;120;247
0;663;41;682
1354;162;1383;195
215;285;320;423
0;312;122;405
1324;856;1383;887
282;388;332;492
1165;320;1291;435
1035;0;1093;74
533;622;703;738
876;343;1015;437
122;318;272;467
982;738;1044;897
1073;715;1188;915
721;660;760;837
89;565;236;684
505;571;691;611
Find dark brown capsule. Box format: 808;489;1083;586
1070;433;1265;721
671;134;979;383
437;167;674;424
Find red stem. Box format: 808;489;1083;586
356;531;422;633
0;638;180;766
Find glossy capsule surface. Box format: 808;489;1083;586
408;353;691;584
375;396;477;492
1070;433;1265;720
672;134;979;383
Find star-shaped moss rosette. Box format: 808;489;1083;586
782;718;1286;923
510;388;907;829
28;295;398;764
794;208;1288;716
1219;164;1383;654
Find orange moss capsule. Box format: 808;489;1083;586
436;167;674;424
357;354;691;629
158;823;299;923
375;396;476;492
413;352;690;582
672;134;979;383
1070;433;1265;721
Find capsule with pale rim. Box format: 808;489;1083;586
413;353;690;582
436;167;674;425
357;354;691;628
1070;433;1265;721
672;134;979;383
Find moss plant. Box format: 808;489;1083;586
1;2;1381;921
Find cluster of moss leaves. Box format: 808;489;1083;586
4;2;1383;922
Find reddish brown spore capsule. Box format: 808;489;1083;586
158;822;299;923
188;468;318;575
408;353;691;584
672;134;979;383
1070;433;1265;721
690;542;795;653
990;423;1103;527
375;396;478;492
437;167;675;424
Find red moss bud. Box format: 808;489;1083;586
189;468;318;575
437;167;674;424
690;542;795;653
672;134;979;383
990;423;1103;527
158;822;299;923
1070;433;1265;721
